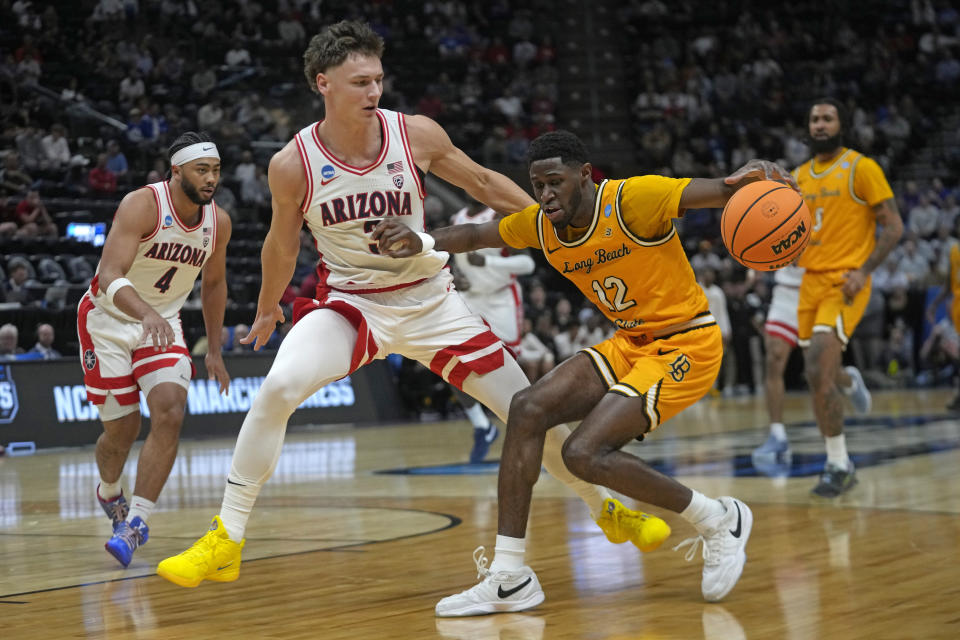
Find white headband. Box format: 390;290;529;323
170;142;220;167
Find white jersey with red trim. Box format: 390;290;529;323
89;180;217;321
450;206;515;296
294;108;448;292
773;263;805;287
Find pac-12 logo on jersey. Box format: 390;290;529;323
668;354;691;382
393;174;404;189
0;365;20;424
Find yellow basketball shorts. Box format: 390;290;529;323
797;269;872;348
581;323;722;434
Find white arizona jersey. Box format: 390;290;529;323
294;109;448;292
773;263;805;287
90;181;217;320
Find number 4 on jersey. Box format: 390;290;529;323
154;266;178;293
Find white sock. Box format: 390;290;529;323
463;402;490;430
127;496;155;524
769;422;787;440
680;490;726;532
825;434;850;469
98;479;122;500
220;477;262;542
490;534;526;573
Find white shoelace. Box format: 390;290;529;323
472;546;492;580
673;533;722;566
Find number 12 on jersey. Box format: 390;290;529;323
591;276;636;312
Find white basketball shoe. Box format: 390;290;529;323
435;547;545;617
673;496;753;602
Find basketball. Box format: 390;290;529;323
720;180;811;270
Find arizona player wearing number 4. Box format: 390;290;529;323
79;131;232;567
377;131;796;612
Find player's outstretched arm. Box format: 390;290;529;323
200;204;233;394
99;188;176;351
403;114;535;215
242;144;304;351
679;159;798;210
372;218;507;257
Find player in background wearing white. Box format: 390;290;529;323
752;264;804;463
83;132;232;566
157;21;667;589
450;198;536;463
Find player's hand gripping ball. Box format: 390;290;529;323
721;180;811;270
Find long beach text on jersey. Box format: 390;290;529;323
316;190;413;227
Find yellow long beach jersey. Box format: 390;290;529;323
950;243;960;327
794;148;894;273
499;176;709;337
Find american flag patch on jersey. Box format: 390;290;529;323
387;160;404;174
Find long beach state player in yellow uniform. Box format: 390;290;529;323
375;131;796;613
795;99;903;498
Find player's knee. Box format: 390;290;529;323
560;434;601;481
150;403;186;435
508;387;550;430
257;373;311;415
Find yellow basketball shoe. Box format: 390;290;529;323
596;498;671;552
157;516;245;588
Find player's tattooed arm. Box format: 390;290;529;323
841;197;903;301
861;198;904;274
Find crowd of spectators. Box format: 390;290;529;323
2;0;960;407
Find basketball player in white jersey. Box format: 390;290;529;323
752;264;804;464
450;198;536;463
82;131;232;567
158;20;668;588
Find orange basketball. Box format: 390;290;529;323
720;180;811;270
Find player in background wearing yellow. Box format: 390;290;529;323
925;240;960;411
375;131;796;613
795;98;903;497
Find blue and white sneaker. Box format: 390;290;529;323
105;517;149;568
751;433;791;460
97;486;129;527
844;366;872;414
469;424;499;464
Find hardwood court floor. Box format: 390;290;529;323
3;389;960;639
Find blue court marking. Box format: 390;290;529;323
377;413;960;478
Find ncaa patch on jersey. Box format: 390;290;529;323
163;215;173;228
604;203;612;217
321;164;336;180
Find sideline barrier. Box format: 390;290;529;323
0;355;402;449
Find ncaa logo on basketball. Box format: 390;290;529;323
393;174;404;189
669;354;690;382
0;365;19;424
321;164;336;180
771;220;807;255
83;349;97;371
